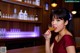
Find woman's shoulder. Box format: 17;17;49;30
63;34;75;47
64;31;73;37
61;31;73;40
63;34;74;41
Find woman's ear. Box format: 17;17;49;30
65;20;68;25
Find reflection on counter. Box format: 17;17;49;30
0;26;40;39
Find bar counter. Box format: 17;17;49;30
0;37;80;53
7;45;80;53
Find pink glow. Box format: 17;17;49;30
0;26;40;38
6;32;39;38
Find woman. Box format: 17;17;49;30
43;8;76;53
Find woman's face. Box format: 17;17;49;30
51;16;68;33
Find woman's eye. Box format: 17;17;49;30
57;19;60;21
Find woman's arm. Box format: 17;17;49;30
66;46;76;53
45;39;51;53
63;35;76;53
44;30;52;53
45;40;54;53
50;43;54;53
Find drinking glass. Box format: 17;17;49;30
48;24;54;31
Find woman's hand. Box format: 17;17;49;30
43;29;51;40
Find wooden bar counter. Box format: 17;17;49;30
7;45;45;53
7;45;80;53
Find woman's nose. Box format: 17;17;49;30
51;21;57;25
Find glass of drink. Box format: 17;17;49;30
48;24;54;31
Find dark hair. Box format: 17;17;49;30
50;8;73;33
50;8;72;22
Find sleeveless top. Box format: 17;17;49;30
53;35;75;53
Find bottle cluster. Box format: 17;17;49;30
0;8;38;21
17;0;40;6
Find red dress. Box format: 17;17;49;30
53;35;75;53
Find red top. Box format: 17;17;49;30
53;35;75;53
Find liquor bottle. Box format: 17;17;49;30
18;10;23;19
13;8;17;18
23;10;28;20
35;0;40;6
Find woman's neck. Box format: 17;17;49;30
59;28;68;36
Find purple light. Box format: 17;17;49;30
4;26;40;38
6;32;39;38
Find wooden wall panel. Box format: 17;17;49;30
0;21;35;31
73;18;80;37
